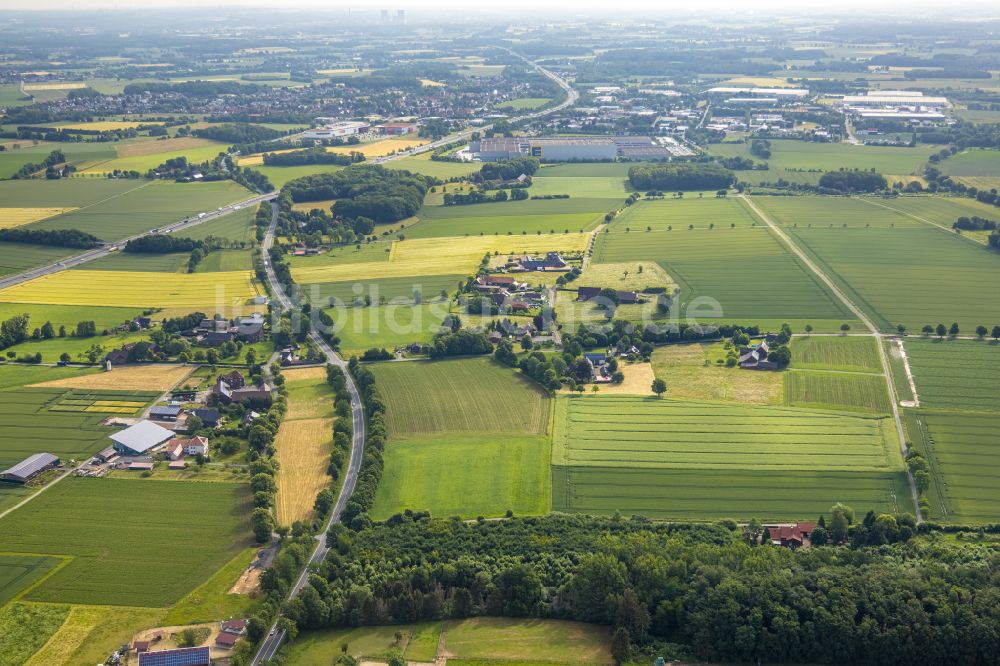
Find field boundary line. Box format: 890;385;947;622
852;195;991;249
741;194;922;522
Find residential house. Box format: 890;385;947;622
515;252;569;272
766;522;815;549
738;334;779;371
221;619;248;635
584;352;611;383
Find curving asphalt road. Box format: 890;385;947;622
251;51;579;664
252;201;367;664
0;191;280;291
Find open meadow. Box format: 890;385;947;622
74;137;228;174
593;199;852;324
0;477;252;606
755;196;1000;332
285;617;611;666
903;338;1000;412
369;358;551;518
274;369;334;526
650;342;784;405
383;153;480;179
329;302;450;355
939;149;1000;189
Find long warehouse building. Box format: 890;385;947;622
472;136;670;162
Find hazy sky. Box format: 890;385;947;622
0;0;991;13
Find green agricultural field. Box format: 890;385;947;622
0;603;70;666
538;163;634;178
789;335;881;372
77;252;189;272
181;206;258;243
650;342;784;405
529;176;630;200
371;434;550;518
0;304;146;333
0;329;149;365
0;554;63;606
26;180;250;242
755;196;1000;332
370;357;550;437
939;149;1000;177
383;154;480;179
0;477;252;606
160;547;261;625
709;140;936;185
0;388;129;470
406;198;608;238
785;371;892;413
593;199;852;323
0;142;117;179
193;249;255;272
861;195;1000;241
498;97;553;110
288;241;390;268
286;623;443;664
75;139;228;174
911;410;1000;523
255;164;346;188
551;395;907;520
0;243;77;277
369;358;551;518
0;176;144;208
304;274;467;307
329;303;449;355
904;338;1000;412
0;364;97;391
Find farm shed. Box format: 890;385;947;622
1;452;59;483
149;405;182;421
110;420;175;456
192;409;221;427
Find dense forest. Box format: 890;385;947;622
817;170;888;193
284;166;432;224
272;513;1000;666
628;163;735;191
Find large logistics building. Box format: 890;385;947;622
472;136;669;162
303;120;370;140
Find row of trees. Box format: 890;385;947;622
0;227;102;249
11;149;65;179
628;163;735;191
263;146;364;167
817;169;888;193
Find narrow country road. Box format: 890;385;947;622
740;194;923;522
252;202;367;665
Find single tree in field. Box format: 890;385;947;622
897;324;907;335
992;325;1000;341
610;627;631;666
840;323;851;334
651;378;667;396
804;324;813;334
922;324;934;336
936;323;947;338
949;322;960;337
976;325;988;339
245;348;257;367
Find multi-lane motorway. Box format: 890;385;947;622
0;191;279;291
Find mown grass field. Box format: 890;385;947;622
912;410;1000;523
369;358;551;518
0;269;259;309
329;303;450;355
756;196;1000;332
274;370;334;526
789;335;881;372
286;618;611;666
292;233;590;284
593;199;852;323
649;343;784;405
181;206;258;243
306;274;466;307
406;198;608;238
498;97;553;110
551;394;907;519
0;142;117;179
383;153;480;179
784;371;892;413
940;149;1000;177
0;477;252;606
904;338;1000;412
0;303;143;332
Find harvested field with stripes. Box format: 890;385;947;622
28;365;192;392
789;335;881;372
785;371;892;413
0;208;77;229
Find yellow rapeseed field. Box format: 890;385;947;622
30;364;193;391
0;270;260;309
291;233;591;284
0;207;76;229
